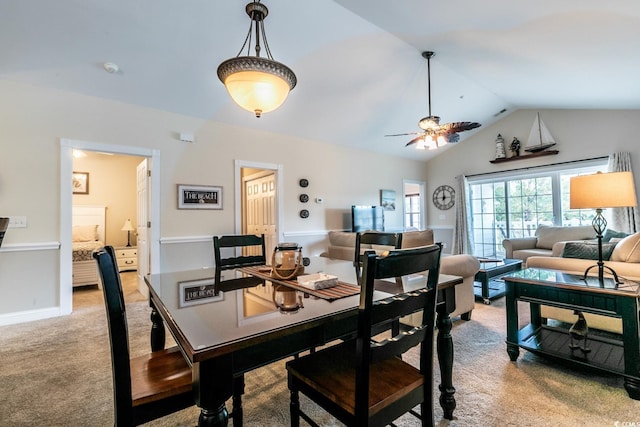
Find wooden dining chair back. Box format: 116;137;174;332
0;217;9;248
213;234;266;270
94;246;194;426
286;244;442;427
354;231;403;283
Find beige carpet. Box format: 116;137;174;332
1;272;639;426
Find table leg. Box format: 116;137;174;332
436;288;456;420
504;280;520;361
150;300;165;352
194;355;234;427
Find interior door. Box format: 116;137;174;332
136;159;149;292
244;173;277;261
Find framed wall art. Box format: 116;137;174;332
72;172;89;194
177;184;222;209
380;189;396;211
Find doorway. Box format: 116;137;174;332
403;179;426;231
60;139;161;314
234;160;283;261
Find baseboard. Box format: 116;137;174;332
0;306;63;327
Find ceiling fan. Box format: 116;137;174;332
386;51;481;150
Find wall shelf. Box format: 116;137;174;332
490;150;559;164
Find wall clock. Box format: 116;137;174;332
299;194;309;203
299;209;309;218
433;185;455;210
299;178;309;188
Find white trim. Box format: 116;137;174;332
160;235;213;244
282;230;330;237
0;242;60;252
0;307;63;327
60;138;161;316
403;179;426;231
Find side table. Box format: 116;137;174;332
474;258;522;304
114;246;137;272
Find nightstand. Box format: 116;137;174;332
114;246;137;272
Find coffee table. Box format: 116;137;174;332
504;268;640;399
474;258;522;304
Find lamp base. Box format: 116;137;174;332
126;231;131;247
582;263;621;286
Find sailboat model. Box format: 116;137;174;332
525;113;556;153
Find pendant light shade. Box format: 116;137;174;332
217;1;297;118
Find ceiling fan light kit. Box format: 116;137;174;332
217;1;297;118
386;51;481;150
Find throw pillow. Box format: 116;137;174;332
610;232;640;263
72;224;98;242
562;241;617;261
602;229;629;242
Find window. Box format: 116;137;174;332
468;158;608;258
404;193;421;229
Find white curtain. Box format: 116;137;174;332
452;174;473;254
608;152;639;233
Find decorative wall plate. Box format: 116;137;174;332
299;209;309;218
299;194;309;203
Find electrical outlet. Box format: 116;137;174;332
8;216;27;228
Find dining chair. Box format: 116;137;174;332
286;244;442;427
213;233;266;270
354;231;403;288
93;246;194;426
212;233;267;427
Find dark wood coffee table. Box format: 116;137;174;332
504;268;640;400
474;258;522;304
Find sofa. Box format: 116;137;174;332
526;231;640;334
322;230;480;320
502;225;596;264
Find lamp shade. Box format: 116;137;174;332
570;171;638;209
218;57;295;117
121;219;135;232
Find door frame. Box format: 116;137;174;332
234;160;283;242
59;139;161;314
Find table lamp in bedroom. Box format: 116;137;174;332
121;219;135;247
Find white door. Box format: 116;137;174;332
136;159;150;292
244;173;277;261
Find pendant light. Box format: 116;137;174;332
217;1;297;118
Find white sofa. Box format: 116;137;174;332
526;231;640;334
502;225;596;264
322;230;480;320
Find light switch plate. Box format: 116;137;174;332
8;216;27;228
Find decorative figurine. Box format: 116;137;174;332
510;137;521;157
495;134;506;159
569;310;590;353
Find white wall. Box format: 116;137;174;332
0;80;428;322
424;109;640;233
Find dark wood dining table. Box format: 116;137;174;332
144;256;462;426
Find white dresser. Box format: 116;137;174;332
114;246;137;272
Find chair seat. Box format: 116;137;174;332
286;341;424;418
130;346;192;407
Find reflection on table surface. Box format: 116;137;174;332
504;267;640;294
145;257;398;353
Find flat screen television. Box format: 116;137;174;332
351;205;384;232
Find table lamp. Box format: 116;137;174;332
570;171;638;285
121;219;135;247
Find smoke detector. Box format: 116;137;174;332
103;62;119;74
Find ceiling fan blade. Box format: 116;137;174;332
384;132;421;137
446;133;460;143
439;121;482;133
405;135;424;147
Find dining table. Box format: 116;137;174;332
144;255;463;427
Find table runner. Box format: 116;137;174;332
238;265;361;301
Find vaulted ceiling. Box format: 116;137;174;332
3;1;639;160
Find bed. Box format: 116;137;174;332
72;206;106;287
